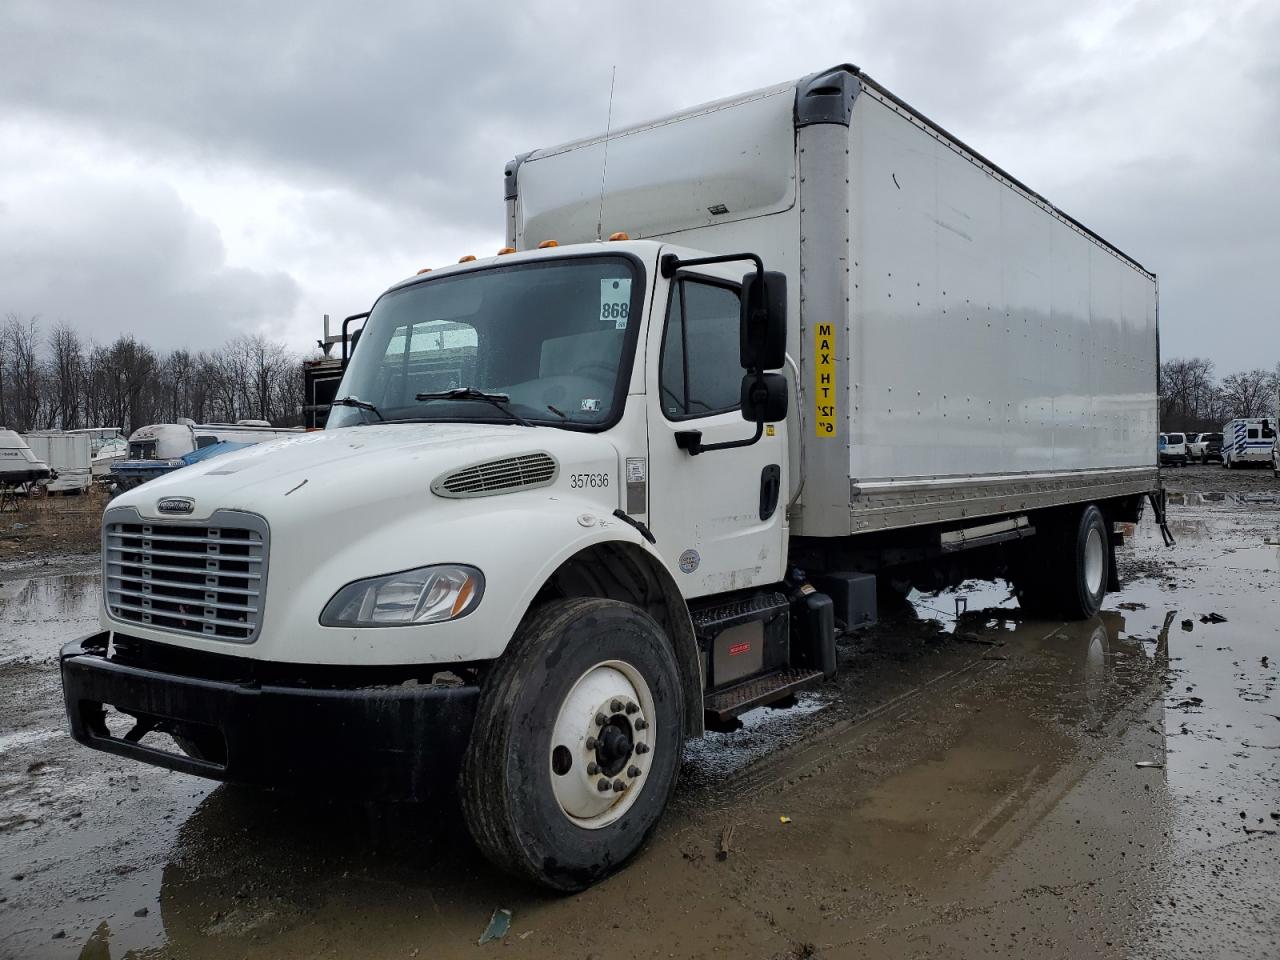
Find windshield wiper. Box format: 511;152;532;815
331;396;384;421
415;387;533;427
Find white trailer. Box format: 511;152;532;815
62;64;1164;892
24;431;93;494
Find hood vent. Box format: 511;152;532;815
431;453;558;498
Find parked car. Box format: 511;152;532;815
1159;432;1188;466
1188;431;1223;463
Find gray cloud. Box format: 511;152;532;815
1;0;1277;371
0;174;298;349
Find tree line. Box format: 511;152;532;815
0;314;306;435
1160;357;1280;433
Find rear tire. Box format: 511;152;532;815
460;598;684;892
1014;505;1109;621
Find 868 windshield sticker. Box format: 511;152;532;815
601;279;631;329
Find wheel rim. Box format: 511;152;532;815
1083;526;1104;596
549;660;655;829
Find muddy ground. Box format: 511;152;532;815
1;464;1277;959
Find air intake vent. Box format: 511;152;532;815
432;453;558;498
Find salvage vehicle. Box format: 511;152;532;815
1222;417;1275;468
1159;432;1188;466
61;64;1164;891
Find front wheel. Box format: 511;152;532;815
460;598;684;892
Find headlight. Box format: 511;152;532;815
320;564;484;627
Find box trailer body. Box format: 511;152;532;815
507;66;1159;538
61;64;1165;893
24;431;93;493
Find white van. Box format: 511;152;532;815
1158;432;1188;466
1221;418;1275;468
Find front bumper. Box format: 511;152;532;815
60;632;479;802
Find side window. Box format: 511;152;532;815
659;280;741;420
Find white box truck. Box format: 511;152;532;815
1220;417;1275;468
61;65;1163;891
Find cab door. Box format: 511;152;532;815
643;266;787;598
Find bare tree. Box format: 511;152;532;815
1219;368;1273;420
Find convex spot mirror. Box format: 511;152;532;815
740;373;788;423
740;270;787;371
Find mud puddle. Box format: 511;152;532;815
1;494;1278;959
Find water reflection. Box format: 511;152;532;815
0;570;100;663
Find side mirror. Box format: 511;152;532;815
741;373;788;423
740;270;787;371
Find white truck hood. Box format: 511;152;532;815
115;422;618;521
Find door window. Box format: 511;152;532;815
659;280;741;420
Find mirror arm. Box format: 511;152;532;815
341;311;371;367
660;252;763;291
675;418;764;457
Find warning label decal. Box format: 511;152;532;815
815;322;836;438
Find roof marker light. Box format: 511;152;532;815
608;232;629;241
458;255;476;263
497;247;516;255
416;268;432;275
537;239;559;249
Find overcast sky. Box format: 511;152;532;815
1;0;1277;373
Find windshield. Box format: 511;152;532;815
1168;434;1184;444
329;256;643;429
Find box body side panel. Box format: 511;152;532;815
846;91;1158;485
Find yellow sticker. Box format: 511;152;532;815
814;322;836;438
766;424;776;437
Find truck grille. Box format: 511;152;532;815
103;508;268;643
431;453;558;498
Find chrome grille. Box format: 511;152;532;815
103;508;268;643
432;453;558;498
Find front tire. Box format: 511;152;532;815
460;598;684;892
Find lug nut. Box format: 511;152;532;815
585;736;597;750
635;743;650;755
612;779;625;792
634;718;648;731
587;762;599;775
597;778;611;793
628;765;642;778
610;699;623;713
595;713;607;727
625;702;638;715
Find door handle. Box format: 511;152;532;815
759;464;781;521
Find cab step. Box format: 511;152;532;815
703;668;824;722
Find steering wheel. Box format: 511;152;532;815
570;362;616;385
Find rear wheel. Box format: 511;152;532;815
1013;505;1109;621
460;598;684;891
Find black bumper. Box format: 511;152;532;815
60;633;480;802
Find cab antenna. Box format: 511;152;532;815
595;65;616;242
